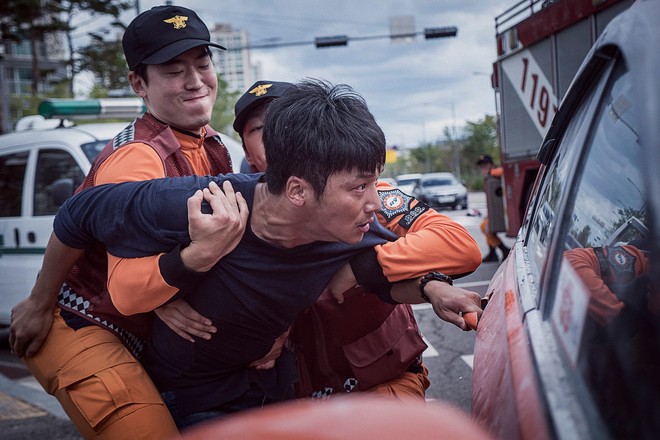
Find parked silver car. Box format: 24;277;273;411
395;173;422;195
414;172;467;210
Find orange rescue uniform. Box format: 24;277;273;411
25;130;215;440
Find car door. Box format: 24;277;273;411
536;55;657;439
0;142;88;324
474;16;659;439
517;52;655;439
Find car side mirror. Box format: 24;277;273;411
51;178;75;206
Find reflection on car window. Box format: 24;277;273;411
526;68;603;283
550;60;657;438
80;140;107;163
0;151;28;217
33;149;85;216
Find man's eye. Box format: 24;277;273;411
249;125;263;134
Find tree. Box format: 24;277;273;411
59;0;132;96
2;0;68;97
78;31;128;93
461;114;499;167
210;76;241;138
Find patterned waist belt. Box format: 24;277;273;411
57;283;145;358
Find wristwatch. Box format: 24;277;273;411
419;272;454;303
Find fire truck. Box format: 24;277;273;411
490;0;632;236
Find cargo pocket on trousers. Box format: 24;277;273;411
343;305;428;390
57;361;164;430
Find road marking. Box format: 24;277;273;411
16;377;45;392
412;303;432;311
422;335;438;358
455;280;492;288
461;354;474;369
0;391;47;420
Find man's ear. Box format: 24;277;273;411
128;71;147;98
285;176;312;207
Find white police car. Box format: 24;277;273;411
0;99;245;325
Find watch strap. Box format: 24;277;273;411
419;271;453;303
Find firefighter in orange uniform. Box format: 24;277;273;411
476;154;510;262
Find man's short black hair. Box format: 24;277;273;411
476;154;494;166
263;78;386;198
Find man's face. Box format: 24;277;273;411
132;47;217;132
242;106;267;172
306;168;382;244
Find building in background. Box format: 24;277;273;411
210;23;261;93
0;32;68;134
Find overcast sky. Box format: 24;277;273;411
78;0;506;148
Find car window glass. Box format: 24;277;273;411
80;140;108;163
525;77;600;282
549;60;656;438
33;149;85;216
0;151;28;217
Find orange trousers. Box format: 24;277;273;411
23;308;180;440
480;218;502;248
367;364;430;401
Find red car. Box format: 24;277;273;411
472;1;659;439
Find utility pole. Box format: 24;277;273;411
452;102;461;180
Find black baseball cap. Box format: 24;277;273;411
233;81;294;135
476;154;494;165
122;5;225;70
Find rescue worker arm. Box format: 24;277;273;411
107;181;248;312
178;180;249;272
326;262;482;331
97;144;196;311
389;278;482;331
9;233;83;357
157;180;249;291
372;184;481;281
98;145;222;338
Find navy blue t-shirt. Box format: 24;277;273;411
54;173;392;414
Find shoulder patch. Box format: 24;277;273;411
378;188;413;221
112;121;136;150
606;246;636;282
398;202;430;229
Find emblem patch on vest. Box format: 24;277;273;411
379;188;412;221
607;246;636;281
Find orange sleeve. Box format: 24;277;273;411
489;167;503;178
373;182;481;282
564;248;624;326
94;142;166;184
107;253;178;315
95;143;179;314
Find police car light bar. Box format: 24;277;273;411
38;98;147;120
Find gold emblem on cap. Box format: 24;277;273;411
164;15;188;29
249;83;273;97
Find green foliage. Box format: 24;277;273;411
210;76;241;137
78;33;128;91
403;114;499;190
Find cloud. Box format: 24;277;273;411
127;0;504;147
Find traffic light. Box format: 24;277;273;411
315;35;349;48
424;26;458;39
